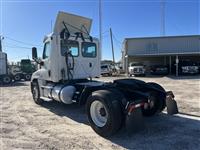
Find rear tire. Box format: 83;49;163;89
31;81;43;104
24;74;31;81
2;75;12;84
147;82;166;112
142;91;160;116
14;74;21;81
86;90;123;137
142;83;166;116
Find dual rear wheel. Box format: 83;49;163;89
86;90;123;137
86;83;166;136
142;82;166;116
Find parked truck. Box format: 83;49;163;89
0;51;35;84
10;59;36;81
31;12;176;137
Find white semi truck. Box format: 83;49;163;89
31;12;177;137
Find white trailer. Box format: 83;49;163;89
30;11;177;137
0;52;12;84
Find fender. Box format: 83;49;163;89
31;69;48;82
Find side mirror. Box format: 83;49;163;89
32;47;38;60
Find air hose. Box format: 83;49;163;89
65;51;75;80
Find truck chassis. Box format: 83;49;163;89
31;78;175;137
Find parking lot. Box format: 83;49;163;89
0;75;200;150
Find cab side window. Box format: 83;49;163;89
43;42;51;59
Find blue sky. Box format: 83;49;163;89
0;0;199;62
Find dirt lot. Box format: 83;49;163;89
0;76;200;150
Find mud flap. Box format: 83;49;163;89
166;91;178;115
125;106;144;134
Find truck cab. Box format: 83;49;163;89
32;12;101;83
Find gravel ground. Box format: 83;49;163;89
0;76;200;150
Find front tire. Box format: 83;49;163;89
86;90;123;137
31;81;43;104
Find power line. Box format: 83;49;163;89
2;35;43;47
93;30;109;37
4;41;29;48
112;33;123;50
102;30;109;35
112;33;122;45
4;45;32;50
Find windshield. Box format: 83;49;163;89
21;59;31;64
61;40;79;56
101;65;108;69
82;42;96;57
180;61;198;66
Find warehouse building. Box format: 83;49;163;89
122;35;200;75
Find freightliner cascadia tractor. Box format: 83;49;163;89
31;12;177;137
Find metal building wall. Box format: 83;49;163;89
125;35;200;56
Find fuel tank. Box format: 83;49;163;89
49;84;76;104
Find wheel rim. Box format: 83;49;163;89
33;86;39;101
26;75;31;79
90;100;108;127
15;75;20;80
144;94;156;110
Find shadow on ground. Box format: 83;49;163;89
41;101;200;149
42;101;88;125
0;81;29;87
167;75;200;80
105;74;200;80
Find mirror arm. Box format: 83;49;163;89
33;58;43;65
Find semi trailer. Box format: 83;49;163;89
0;52;12;84
31;11;177;137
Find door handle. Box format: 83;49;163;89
89;63;92;68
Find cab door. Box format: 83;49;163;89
79;42;100;78
41;41;51;80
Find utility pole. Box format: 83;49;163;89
160;0;165;36
99;0;102;53
109;28;115;64
0;36;3;52
51;20;53;33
